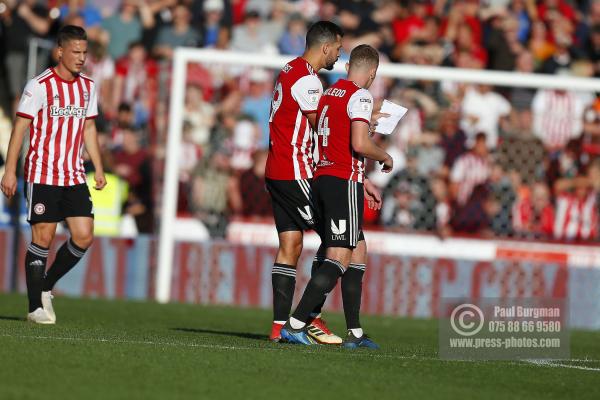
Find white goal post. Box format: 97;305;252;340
156;47;600;304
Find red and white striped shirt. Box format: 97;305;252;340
265;57;323;180
314;79;373;183
553;192;598;241
450;152;490;206
532;89;591;151
17;68;98;186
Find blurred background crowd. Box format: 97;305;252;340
0;0;599;242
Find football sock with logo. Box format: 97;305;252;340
291;259;345;325
310;255;327;318
42;239;87;291
272;263;296;323
342;263;366;330
25;243;49;312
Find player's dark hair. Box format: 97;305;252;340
349;44;379;69
306;21;343;49
57;25;87;47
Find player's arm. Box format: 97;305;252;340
0;116;32;198
306;112;318;131
293;75;322;131
351;121;393;173
83;120;107;190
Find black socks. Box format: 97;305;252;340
25;243;48;312
292;259;344;323
42;239;87;292
272;263;296;323
342;263;366;330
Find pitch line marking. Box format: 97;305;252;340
524;359;600;372
1;333;599;371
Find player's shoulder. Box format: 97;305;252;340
284;57;319;82
78;72;95;85
25;68;53;90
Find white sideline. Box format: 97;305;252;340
1;333;599;371
525;359;600;372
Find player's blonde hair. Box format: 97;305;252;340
349;45;379;70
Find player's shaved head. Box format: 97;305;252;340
349;45;379;71
306;21;343;49
57;25;87;47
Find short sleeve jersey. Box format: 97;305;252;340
265;57;323;180
17;68;98;186
314;79;373;183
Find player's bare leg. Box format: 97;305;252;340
41;217;94;323
26;222;58;323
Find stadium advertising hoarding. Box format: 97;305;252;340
1;225;599;330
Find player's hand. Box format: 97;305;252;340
0;172;17;198
364;179;382;211
380;154;393;173
94;171;107;190
369;112;390;136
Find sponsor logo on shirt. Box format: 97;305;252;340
50;105;87;118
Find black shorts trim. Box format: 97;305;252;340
25;182;94;224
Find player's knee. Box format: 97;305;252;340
72;231;93;249
279;238;303;260
32;234;53;248
32;229;55;248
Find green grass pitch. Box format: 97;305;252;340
1;293;599;399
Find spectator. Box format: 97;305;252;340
60;0;103;28
112;127;154;233
509;51;536;132
513;182;555;238
229;149;271;218
153;3;201;60
382;149;436;231
460;84;511;148
241;68;272;149
553;174;598;241
230;9;276;54
83;40;115;112
583;94;600;157
532;89;593;153
112;41;159;125
450;133;491;233
191;146;236;237
278;14;306;56
101;0;153;60
184;84;216;147
202;0;228;48
437;109;467;175
0;0;51;108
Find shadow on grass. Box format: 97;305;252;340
171;327;268;341
0;315;25;322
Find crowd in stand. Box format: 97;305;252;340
1;0;599;242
